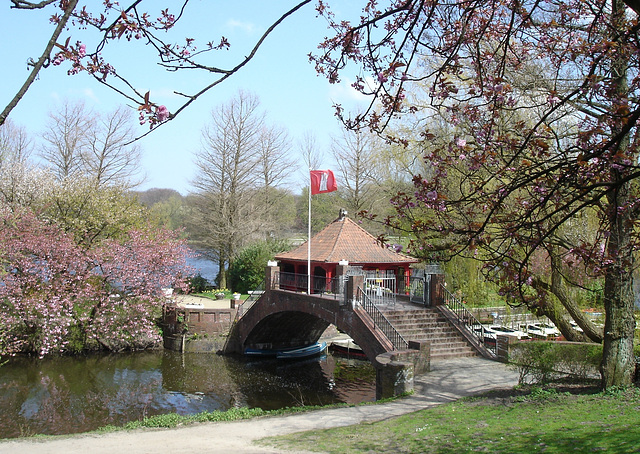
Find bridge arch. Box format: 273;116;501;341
224;289;392;367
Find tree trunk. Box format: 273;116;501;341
600;0;637;389
217;257;227;290
601;181;636;388
549;252;603;343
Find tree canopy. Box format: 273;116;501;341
312;0;640;387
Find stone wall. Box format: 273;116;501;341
162;304;237;352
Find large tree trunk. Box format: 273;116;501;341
601;180;636;388
600;0;638;389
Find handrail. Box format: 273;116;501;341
358;288;409;351
441;284;496;355
232;280;265;323
222;280;266;354
278;271;346;300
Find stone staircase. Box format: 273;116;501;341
381;307;478;360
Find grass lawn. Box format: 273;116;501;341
260;385;640;453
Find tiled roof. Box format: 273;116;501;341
275;215;418;264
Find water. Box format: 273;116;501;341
0;350;375;439
186;250;219;286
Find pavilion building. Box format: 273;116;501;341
274;210;419;294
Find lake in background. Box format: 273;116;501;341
186;250;219;287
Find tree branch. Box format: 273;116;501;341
1;0;79;126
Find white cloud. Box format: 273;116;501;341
81;88;100;103
225;19;257;35
327;76;371;106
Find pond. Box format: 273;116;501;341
0;350;376;439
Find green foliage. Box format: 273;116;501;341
148;195;186;230
96;406;319;433
443;255;504;307
297;188;344;234
43;177;148;248
188;273;209;293
509;341;602;385
228;239;291;294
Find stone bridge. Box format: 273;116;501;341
223;266;433;398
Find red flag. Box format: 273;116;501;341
310;169;337;195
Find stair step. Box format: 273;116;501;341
379;307;480;359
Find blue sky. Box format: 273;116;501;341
1;1;369;194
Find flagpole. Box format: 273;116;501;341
308;169;336;295
307;171;311;294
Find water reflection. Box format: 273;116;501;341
0;350;375;439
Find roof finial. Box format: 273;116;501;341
338;208;348;220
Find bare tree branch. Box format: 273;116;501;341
1;0;79;126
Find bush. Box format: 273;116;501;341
189;273;209;293
510;341;602;385
228;239;290;294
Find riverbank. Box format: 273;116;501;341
0;357;520;454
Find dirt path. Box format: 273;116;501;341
0;357;519;454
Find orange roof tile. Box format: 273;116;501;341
275;215;418;264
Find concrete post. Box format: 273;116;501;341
408;340;431;374
265;264;280;290
430;273;445;306
347;275;364;308
496;335;516;363
375;355;414;399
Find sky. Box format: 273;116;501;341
0;1;370;194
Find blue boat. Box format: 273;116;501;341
244;342;327;359
276;342;327;359
244;347;279;356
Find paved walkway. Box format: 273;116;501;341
172;294;237;309
0;357;520;454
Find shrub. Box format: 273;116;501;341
189;273;209;293
228;239;290;294
510;341;602;385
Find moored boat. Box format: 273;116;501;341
329;338;367;359
276;342;327;359
244;342;327;359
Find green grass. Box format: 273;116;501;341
260;386;640;454
95;407;271;432
92;397;404;434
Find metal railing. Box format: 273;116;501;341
358;288;409;351
232;280;265;323
441;284;497;355
278;272;346;300
364;276;397;306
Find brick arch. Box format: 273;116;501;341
244;311;330;350
224;290;392;366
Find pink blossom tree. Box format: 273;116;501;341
313;0;640;388
0;207;192;357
